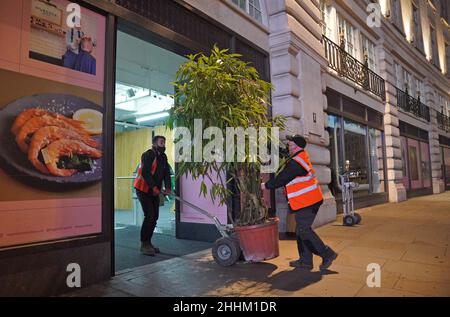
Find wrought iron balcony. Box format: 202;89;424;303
396;87;430;122
322;35;386;101
437;111;450;133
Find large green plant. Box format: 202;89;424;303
167;45;284;226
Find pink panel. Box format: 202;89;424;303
420;141;431;188
400;136;410;189
445;148;450;187
407;138;422;189
180;173;228;225
0;198;102;248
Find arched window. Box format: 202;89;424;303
231;0;265;24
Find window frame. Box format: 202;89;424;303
231;0;263;24
412;3;424;52
430;24;439;67
360;33;377;72
338;14;358;57
391;0;404;31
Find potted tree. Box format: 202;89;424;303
168;45;285;266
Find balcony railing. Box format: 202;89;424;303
396;87;430;122
322;35;386;101
437;112;450;133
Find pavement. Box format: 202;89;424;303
66;192;450;297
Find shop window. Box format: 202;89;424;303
444;147;450;187
327;114;344;195
401;136;410;189
367;108;383;129
342;97;366;119
369;128;385;193
420;141;432;188
327;113;386;197
408;144;420;181
343;119;369;195
326;89;341;111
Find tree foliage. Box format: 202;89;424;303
168;45;285;226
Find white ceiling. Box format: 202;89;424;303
115;31;187;125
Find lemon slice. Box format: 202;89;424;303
73;109;103;135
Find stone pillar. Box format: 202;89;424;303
269;30;302;233
267;0;336;232
425;84;445;193
378;47;407;202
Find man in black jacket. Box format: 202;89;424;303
134;135;172;256
262;135;337;271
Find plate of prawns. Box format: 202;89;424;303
0;93;103;186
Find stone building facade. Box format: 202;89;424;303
230;0;449;232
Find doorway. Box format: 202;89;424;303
113;26;211;272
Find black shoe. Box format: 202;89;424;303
140;242;155;256
319;248;338;271
151;245;160;254
289;260;313;270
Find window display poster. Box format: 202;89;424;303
0;0;105;92
0;0;106;249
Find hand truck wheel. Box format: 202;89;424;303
343;215;356;226
354;213;362;224
212;237;240;267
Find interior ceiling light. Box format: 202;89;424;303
136;112;170;123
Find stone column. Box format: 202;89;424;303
267;0;336;232
378;47;407;202
269;30;302;233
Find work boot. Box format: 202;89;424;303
319;247;338;271
150;243;160;254
140;242;155;256
289;259;313;271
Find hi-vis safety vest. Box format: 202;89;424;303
285;150;323;211
134;152;158;194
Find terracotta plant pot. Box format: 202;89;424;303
235;217;280;262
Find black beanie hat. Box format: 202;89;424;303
286;134;307;148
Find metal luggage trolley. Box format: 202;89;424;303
169;194;243;267
339;174;362;226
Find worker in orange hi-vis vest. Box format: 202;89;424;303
134;135;172;256
262;135;338;271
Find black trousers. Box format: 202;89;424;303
294;204;327;264
136;190;160;243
